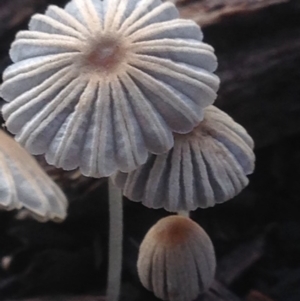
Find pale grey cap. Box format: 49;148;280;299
138;215;216;301
113;105;255;211
0;130;68;222
0;0;219;178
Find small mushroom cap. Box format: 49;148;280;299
0;0;219;178
138;215;216;301
0;130;68;222
113;105;255;211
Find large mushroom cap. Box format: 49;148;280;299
113;105;255;211
0;0;219;178
138;215;216;301
0;130;68;222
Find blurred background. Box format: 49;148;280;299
0;0;300;300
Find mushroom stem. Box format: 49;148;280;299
177;210;190;217
107;178;123;301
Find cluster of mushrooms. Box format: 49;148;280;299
0;0;255;301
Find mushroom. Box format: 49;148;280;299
138;215;216;301
113;105;255;212
0;0;219;177
0;0;220;300
0;129;67;222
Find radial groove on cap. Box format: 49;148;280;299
113;106;255;211
0;130;68;221
1;0;219;177
138;216;216;301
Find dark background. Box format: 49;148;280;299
1;0;300;300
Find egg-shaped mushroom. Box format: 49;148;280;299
0;0;219;178
138;215;216;301
113;105;255;211
0;130;67;221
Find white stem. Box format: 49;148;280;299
177;210;190;217
107;178;123;301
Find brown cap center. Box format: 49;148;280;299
85;37;125;73
154;216;199;247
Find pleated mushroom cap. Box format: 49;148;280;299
0;130;68;222
0;0;219;178
113;105;255;211
138;215;216;301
